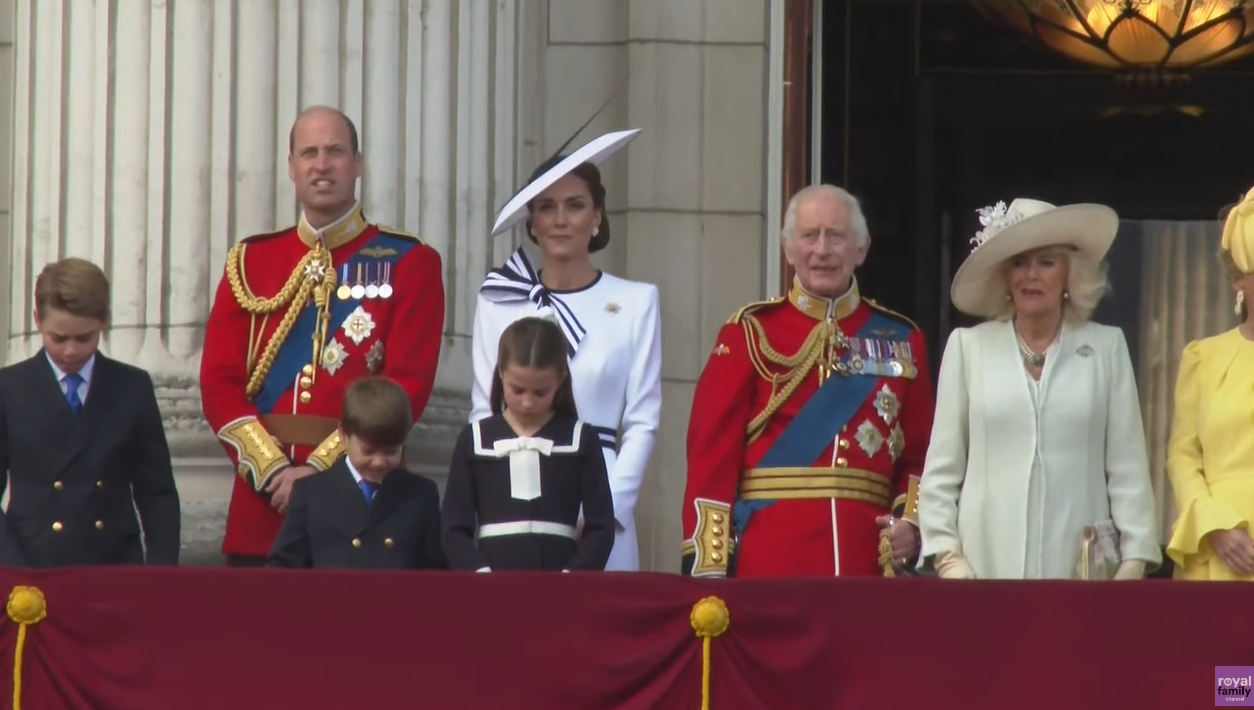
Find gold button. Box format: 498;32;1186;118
95;520;104;530
302;364;315;376
351;538;362;548
711;552;723;562
712;526;724;537
53;481;63;491
299;391;312;404
299;376;313;388
96;480;104;489
839;439;850;450
712;539;723;549
52;522;63;532
836;457;848;467
712;513;724;524
384;538;394;549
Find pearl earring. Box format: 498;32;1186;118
1063;290;1070;300
592;227;600;237
1237;290;1246;317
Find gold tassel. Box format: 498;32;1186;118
7;586;47;710
690;596;730;710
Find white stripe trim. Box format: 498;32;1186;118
479;520;576;539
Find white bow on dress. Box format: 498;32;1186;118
491;436;555;501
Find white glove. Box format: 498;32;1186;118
935;550;977;579
1112;560;1145;580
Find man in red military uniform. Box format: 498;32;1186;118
682;184;935;578
201;106;445;566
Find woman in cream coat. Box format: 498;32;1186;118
916;198;1161;580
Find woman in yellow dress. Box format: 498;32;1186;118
1166;186;1254;581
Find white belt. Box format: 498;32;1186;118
478;521;576;539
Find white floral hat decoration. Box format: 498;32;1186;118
949;198;1119;318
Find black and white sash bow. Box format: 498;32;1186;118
479;247;587;356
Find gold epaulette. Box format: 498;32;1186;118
726;296;784;325
376;225;425;244
865;298;920;332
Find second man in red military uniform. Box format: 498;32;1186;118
682;184;936;578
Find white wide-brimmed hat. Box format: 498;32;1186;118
950;198;1118;318
490;128;641;237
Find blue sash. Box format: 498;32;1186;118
731;310;912;542
252;232;416;414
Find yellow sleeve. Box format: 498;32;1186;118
1165;340;1245;567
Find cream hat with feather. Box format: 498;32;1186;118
950;198;1119;318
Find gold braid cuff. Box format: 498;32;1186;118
742;314;836;443
306;429;346;471
225;241;338;398
682;499;734;577
217;416;290;492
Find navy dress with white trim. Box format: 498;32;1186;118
441;413;615;572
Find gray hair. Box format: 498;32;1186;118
780;184;870;247
988;250;1111;325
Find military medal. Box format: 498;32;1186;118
350;263;366;300
365;264;380;299
334;266;350;300
378;263;393;299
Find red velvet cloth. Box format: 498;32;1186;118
0;568;1246;709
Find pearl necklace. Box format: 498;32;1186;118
1015;325;1060;367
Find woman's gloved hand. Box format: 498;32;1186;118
935;550;976;579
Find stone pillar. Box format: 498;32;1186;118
8;0;525;561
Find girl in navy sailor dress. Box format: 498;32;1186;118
443;314;615;572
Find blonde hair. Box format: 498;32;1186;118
987;249;1110;325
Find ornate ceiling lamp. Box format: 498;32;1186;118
972;0;1254;71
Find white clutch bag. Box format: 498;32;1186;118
1075;520;1121;580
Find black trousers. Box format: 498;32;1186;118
226;554;267;568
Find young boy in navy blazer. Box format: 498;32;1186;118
0;258;180;567
267;376;446;570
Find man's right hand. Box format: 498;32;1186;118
1210;528;1254;576
266;465;317;514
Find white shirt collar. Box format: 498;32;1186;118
345;457;365;485
46;352;96;385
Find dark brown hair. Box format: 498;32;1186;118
341;376;413;448
489;317;578;417
525;161;610;253
35;258;110;321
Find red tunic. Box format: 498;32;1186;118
200;204;444;557
681;279;935;578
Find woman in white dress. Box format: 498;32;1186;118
469;130;662;572
915;198;1160;580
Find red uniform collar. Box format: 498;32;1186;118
297;202;369;250
787;277;860;322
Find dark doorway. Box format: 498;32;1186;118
813;0;1254;371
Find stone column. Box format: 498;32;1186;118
8;0;526;561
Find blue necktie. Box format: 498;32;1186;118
359;479;378;503
63;373;84;415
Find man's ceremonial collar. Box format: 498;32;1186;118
297;202;369;250
788;276;860;322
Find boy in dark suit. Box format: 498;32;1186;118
0;258;180;567
267;376;446;570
